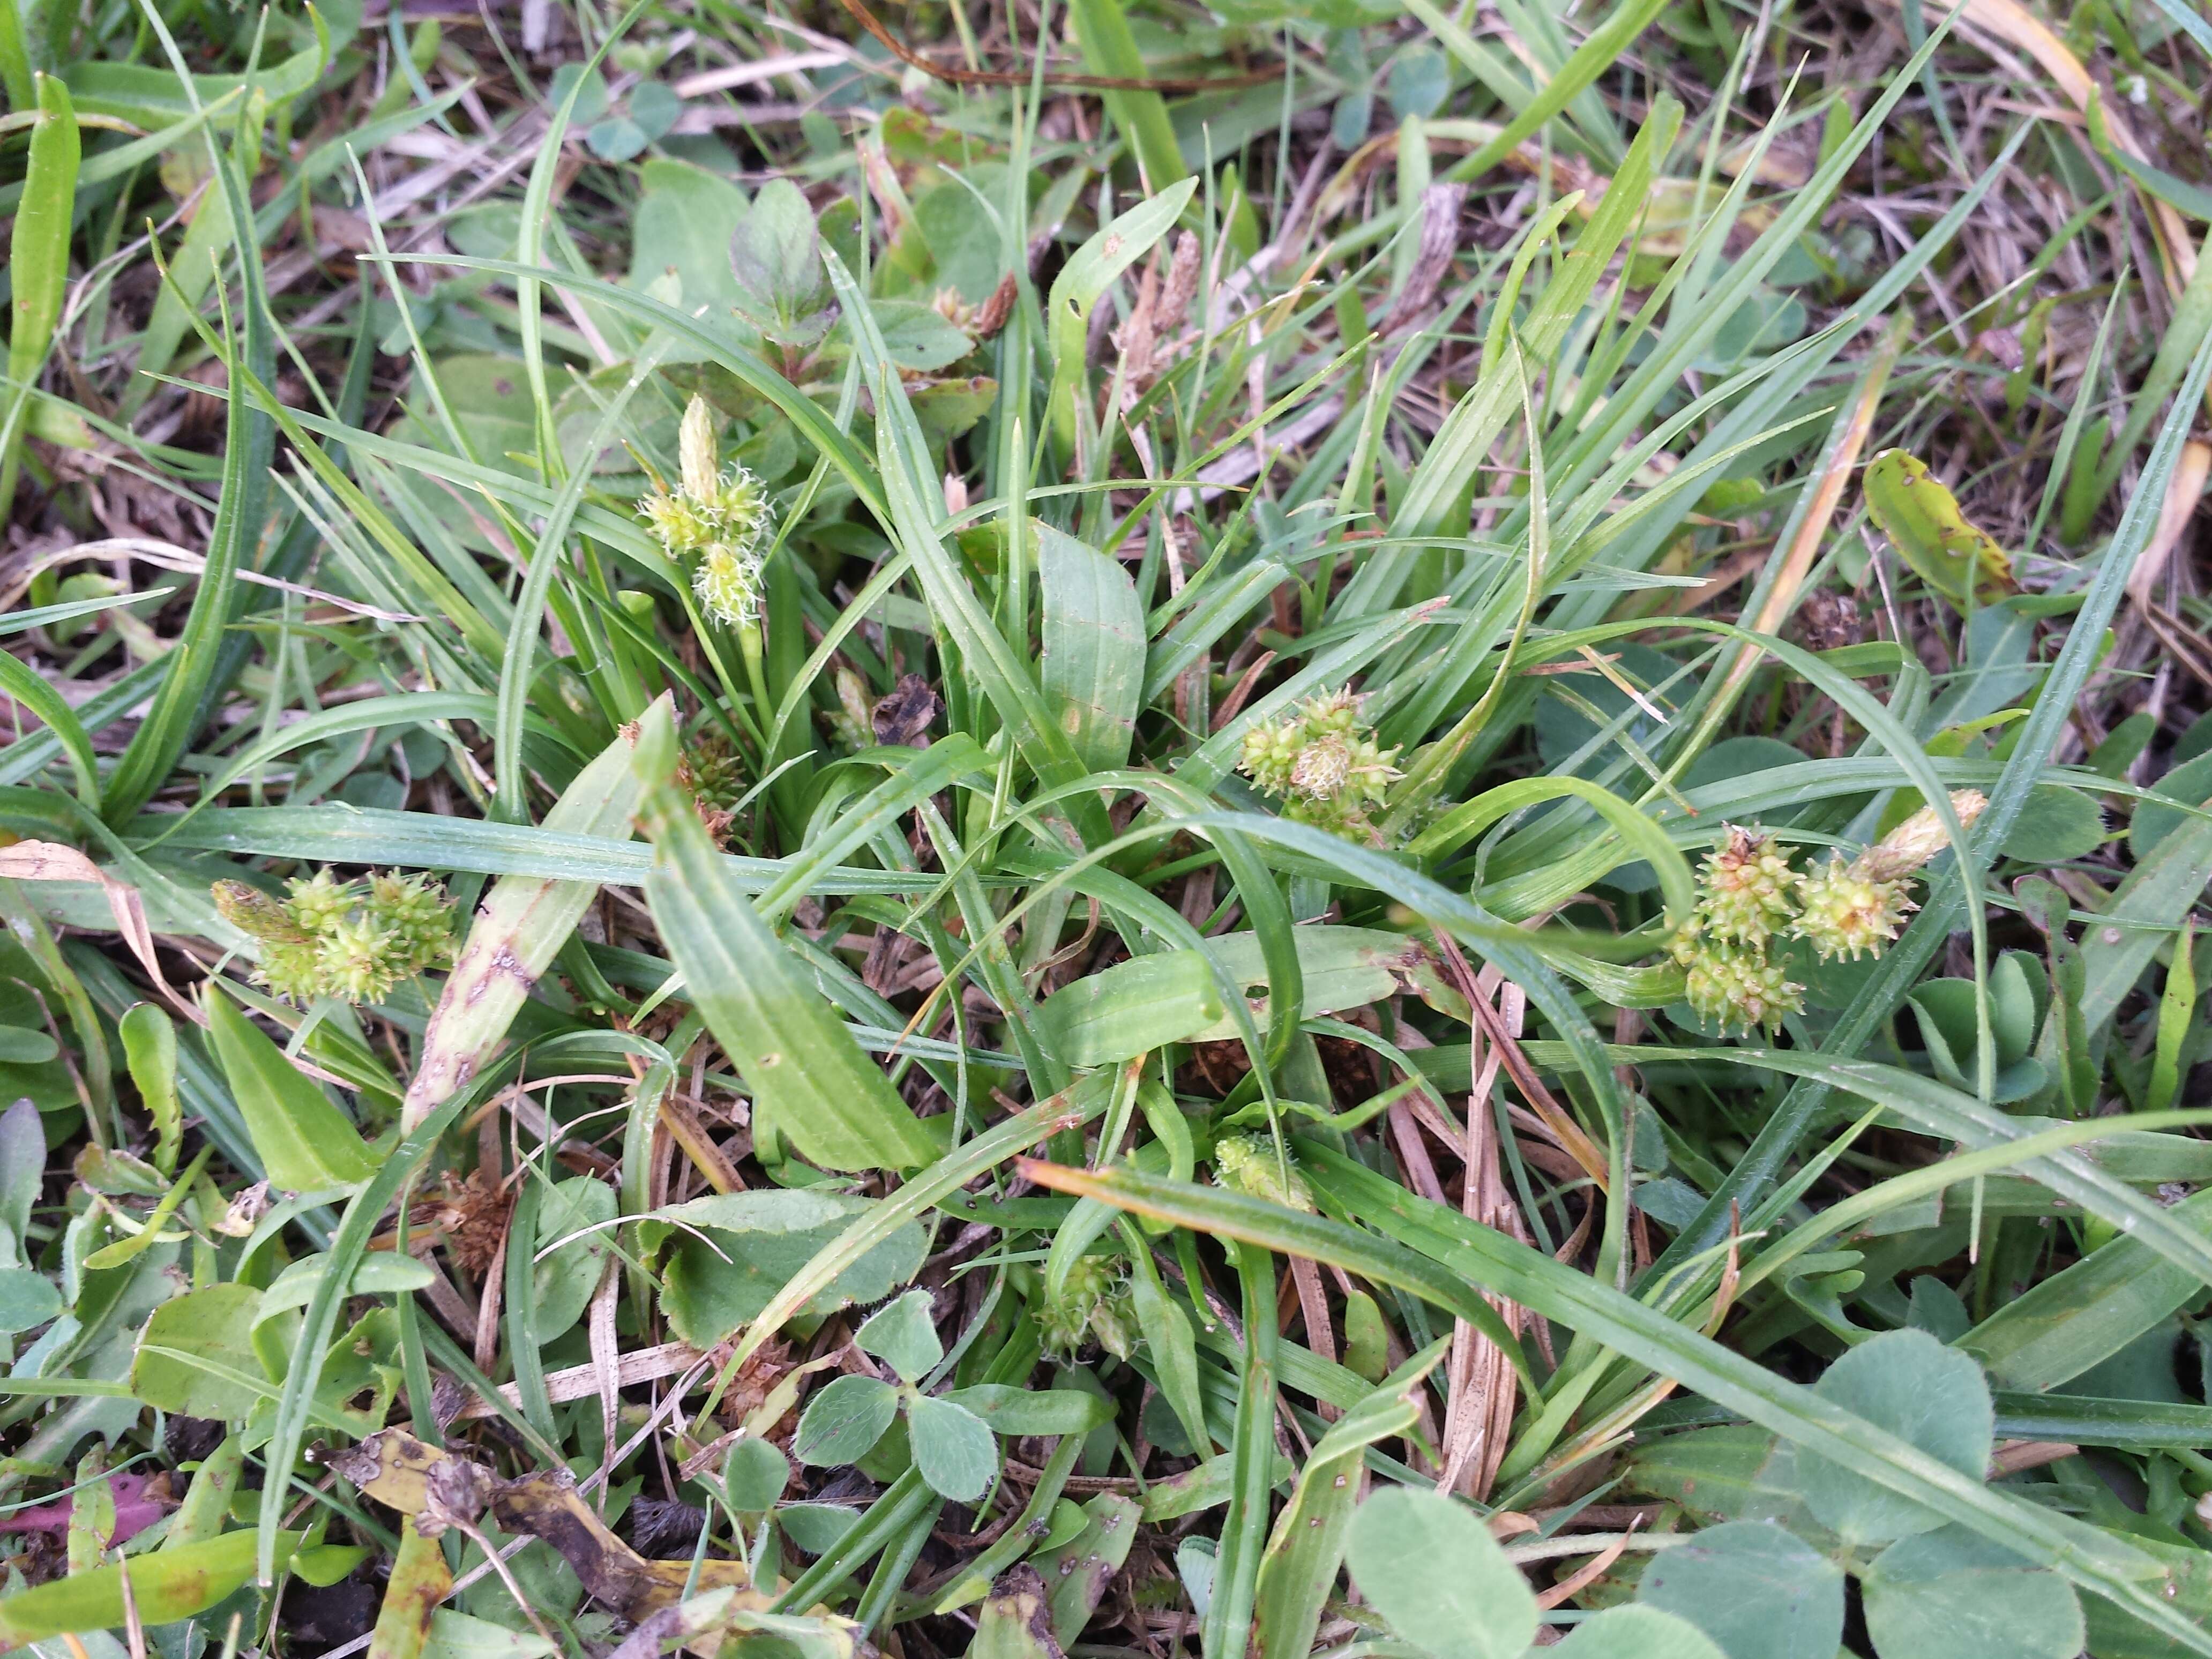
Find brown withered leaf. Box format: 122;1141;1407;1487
331;1430;764;1624
432;1168;512;1278
873;674;941;748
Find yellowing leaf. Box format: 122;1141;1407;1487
1863;450;2015;610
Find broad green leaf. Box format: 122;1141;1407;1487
1796;1331;1995;1545
793;1374;899;1467
1036;948;1224;1066
1634;1520;1844;1659
638;1190;928;1348
204;991;375;1193
0;1528;304;1645
118;1003;180;1177
2000;785;2107;863
531;1176;618;1341
720;1437;792;1513
632;706;938;1171
1037;524;1144;774
0;1096;40;1256
1862;1526;2084;1659
907;1395;996;1501
0;1267;62;1334
855;1290;943;1385
730;179;827;341
1343;1487;1536;1659
421;1609;556;1659
1552;1605;1729;1659
130;1282;268;1419
628;159;748;320
1035;926;1438;1065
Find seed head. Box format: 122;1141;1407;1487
1213;1132;1314;1212
1683;943;1804;1034
1237;688;1399;843
1860;788;1990;881
1792;854;1914;961
286;870;356;936
1695;826;1798;947
1290;731;1353;798
215;867;455;1005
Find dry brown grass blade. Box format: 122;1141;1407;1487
2130;437;2211;609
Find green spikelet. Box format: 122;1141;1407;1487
1683;943;1804;1034
1036;1254;1134;1359
213;868;456;1005
1791;854;1912;961
1236;688;1400;845
1213;1132;1315;1212
1695;826;1798;946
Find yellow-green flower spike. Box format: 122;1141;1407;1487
1213;1132;1315;1212
1695;826;1798;947
637;394;777;629
1791;854;1913;962
1683;943;1804;1034
1860;788;1990;882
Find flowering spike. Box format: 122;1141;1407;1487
1695;826;1798;947
1236;687;1400;845
1683;944;1804;1034
1860;788;1990;881
638;396;776;631
1213;1132;1315;1212
212;880;308;944
678;394;719;503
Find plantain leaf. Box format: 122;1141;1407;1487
204;990;376;1194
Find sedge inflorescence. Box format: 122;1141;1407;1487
1668;790;1987;1034
638;395;776;629
1212;1131;1315;1212
213;869;457;1005
1237;688;1401;845
1035;1253;1135;1359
